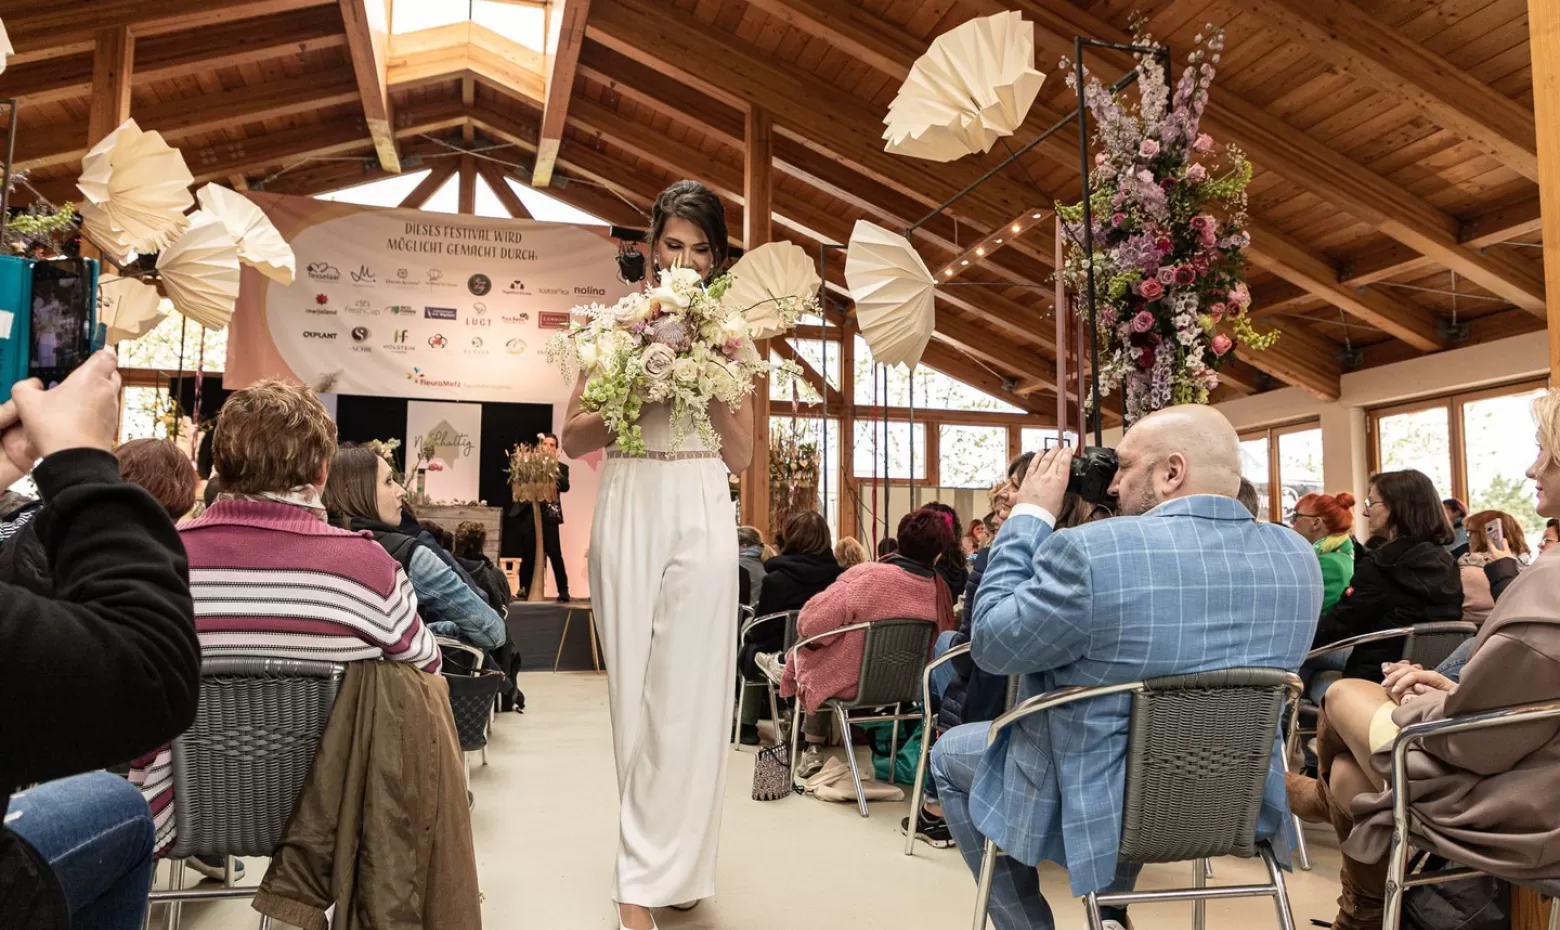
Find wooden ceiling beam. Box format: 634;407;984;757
918;341;1051;418
1461;197;1545;248
0;0;333;62
1239;0;1537;181
386;23;546;103
479;163;533;218
1234;320;1342;401
397;162;458;208
339;0;400;172
86;27;134;150
533;0;591;187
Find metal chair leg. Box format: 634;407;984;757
1193;858;1207;930
1261;843;1299;930
835;704;869;818
790;709;804;787
164;859;185;930
1204;858;1214;878
223;856;235;888
1549;897;1558;930
971;838;999;930
732;674;745;745
1278;728;1313;871
1083;892;1106;930
905;719;935;856
259;916;274;930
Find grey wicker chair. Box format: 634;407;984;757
774;618;937;818
905;640;971;856
150;656;345;930
734;609;798;745
438;636;497;775
1379;698;1560;930
971;668;1303;930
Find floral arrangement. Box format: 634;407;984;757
545;265;814;456
769;438;820;489
506;442;561;504
1058;25;1277;423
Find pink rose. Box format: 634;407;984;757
1189;214;1213;232
1131;310;1156;333
1173;266;1197;286
1156;266;1176;285
1096;152;1109;166
1228;282;1251;308
1139;138;1160;158
1194;133;1214;152
1211;333;1233;356
1137;278;1164;301
1209;302;1226;323
1186;163;1207;181
1111;212;1126;227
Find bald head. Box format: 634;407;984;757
1108;405;1243;516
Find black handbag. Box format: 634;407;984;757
444;670;504;752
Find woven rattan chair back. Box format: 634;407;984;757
845;618;936;709
1402;622;1479;670
1118;668;1290;864
168;657;345;860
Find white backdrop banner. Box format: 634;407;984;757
406;401;482;504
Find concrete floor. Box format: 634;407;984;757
148;671;1348;929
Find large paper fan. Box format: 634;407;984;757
98;274;167;343
197;183;295;285
156;213;240;331
844;220;935;369
76;119;193;255
0;19;13;76
883;10;1046;162
724;241;820;339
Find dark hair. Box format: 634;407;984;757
650;180;729;277
737;525;763;549
454;521;487;560
203;474;225;507
1007;451;1035;484
1053;492;1104;530
1442;497;1468;521
921;501;967;576
780;510;831;556
877;536;898;556
1549;518;1560;533
196;428;215;480
1370;470;1454;546
116;439;198;519
1236;477;1260;518
540;432;558;444
419;520;453;550
322;445;389;528
897;508;956;567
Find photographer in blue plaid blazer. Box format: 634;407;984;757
931;405;1321;930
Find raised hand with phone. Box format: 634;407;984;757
0;348;122;488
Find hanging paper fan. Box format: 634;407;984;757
0;19;13;76
155;213;240;331
844;220;935;369
883;10;1047;163
724;241;820;339
76;119;193;255
97;273;168;343
195;183;295;285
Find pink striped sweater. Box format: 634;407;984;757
130;499;442;854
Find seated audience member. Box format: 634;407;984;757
876;536;898;559
324;446;505;651
201;474;224;510
1458;510;1528;624
1541;518;1559;554
931;406;1320;930
923;501;969;602
452;521;513;612
835;536;868;569
1443;496;1470;557
1288;389;1560;930
736;511;843;744
420;519;455;551
1291;492;1358;704
1312;471;1462;680
129;382;442;872
1238;476;1262;518
403;503;485;598
2;351;200;930
738;525;767;607
764;508;957;778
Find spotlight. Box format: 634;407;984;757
975;247;985;256
1011;223;1021;232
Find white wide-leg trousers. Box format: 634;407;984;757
589;455;738;907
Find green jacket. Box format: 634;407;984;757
1315;534;1356;616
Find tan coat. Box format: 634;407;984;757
1345;549;1560;878
252;661;482;930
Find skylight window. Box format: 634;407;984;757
391;0;548;52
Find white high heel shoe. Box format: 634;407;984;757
614;902;658;930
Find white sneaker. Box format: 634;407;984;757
794;744;824;779
753;651;785;682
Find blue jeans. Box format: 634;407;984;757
5;771;156;930
932;723;1141;930
930;630;960;701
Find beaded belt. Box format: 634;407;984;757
606;449;721;461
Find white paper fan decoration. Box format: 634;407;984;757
155;212;240;331
0;19;13;76
196;183;295;285
844;220;936;369
883;10;1046;163
76;119;193;256
98;274;168;343
724;241;820;339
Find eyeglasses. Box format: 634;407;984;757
1364;498;1382;511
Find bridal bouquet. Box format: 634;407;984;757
545;265;810;456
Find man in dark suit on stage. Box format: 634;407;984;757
503;432;571;603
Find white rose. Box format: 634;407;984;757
672;356;700;385
640;343;676;380
577;338;600;371
719;314;749;343
661;265;703;289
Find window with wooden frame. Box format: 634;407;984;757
1237;420;1324;524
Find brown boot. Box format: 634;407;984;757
1319;772;1386;930
1286;771;1329;823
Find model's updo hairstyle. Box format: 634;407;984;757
649;180;730;279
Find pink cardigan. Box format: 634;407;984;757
780;561;953;714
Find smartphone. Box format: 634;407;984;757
1485;518;1505;551
29;260;94;388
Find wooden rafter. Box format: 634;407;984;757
339;0;399;172
533;0;591;187
385;23;545;103
85;27;134;149
1235;321;1342;402
771;340;844;409
0;0;333;62
397;162;457;208
479;163;533;219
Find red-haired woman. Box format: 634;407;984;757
1291;491;1358;615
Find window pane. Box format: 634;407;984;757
1021;427;1079;454
769;338;841;404
1239;436;1271;522
852;336;1022;413
852;420;927;480
940;425;1008;488
117;307;227;372
1377;406;1452;498
770;416;840;542
1277;428;1323;525
1463;387;1546;544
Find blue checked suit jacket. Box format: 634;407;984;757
969;494;1321;896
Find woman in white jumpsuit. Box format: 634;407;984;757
562;180;752;930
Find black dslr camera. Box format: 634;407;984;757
1068;447;1119;506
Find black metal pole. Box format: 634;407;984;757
1;100;17;247
1075;38;1104;447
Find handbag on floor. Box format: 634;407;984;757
751;741;793;801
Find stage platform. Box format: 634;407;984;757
506;599;605;673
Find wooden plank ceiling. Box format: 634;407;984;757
0;0;1546;411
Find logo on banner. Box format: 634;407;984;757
472;302;488;315
303;331;338;340
501;313;530;325
428;334;448;349
503;279;531;295
394;330;411;343
389;268;420;287
306;306;338;316
538;286;569;296
466;336;490;356
306;262;341;281
351;327;370;342
384;330;414;353
470;337;484;349
506;338;527;355
387;305;414;316
407;368;463;389
427;269;456;289
465;316;491;327
573;285;606;297
425;307;457;320
537;311;570;330
348;299;377;315
350;265;376;285
467;274;492;296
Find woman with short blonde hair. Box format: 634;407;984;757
834;536;868;569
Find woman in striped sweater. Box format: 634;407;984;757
129;381;441;872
